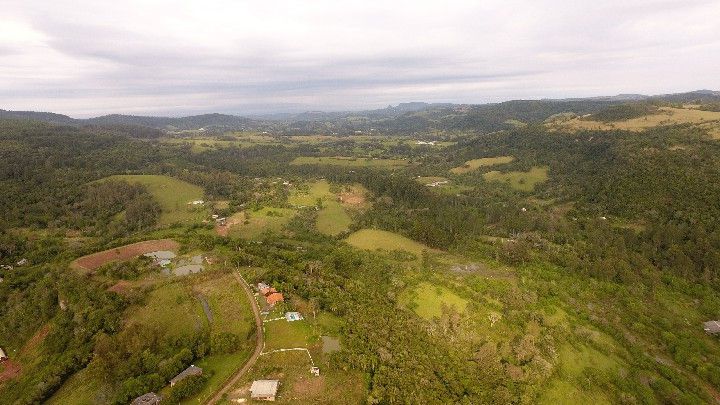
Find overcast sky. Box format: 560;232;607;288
1;0;719;117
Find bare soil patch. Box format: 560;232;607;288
71;239;179;272
339;192;364;206
0;360;21;383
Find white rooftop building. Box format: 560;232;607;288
250;379;280;401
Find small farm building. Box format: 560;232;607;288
285;312;303;322
170;365;203;386
250;379;280;401
0;347;8;361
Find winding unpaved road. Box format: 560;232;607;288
206;271;264;404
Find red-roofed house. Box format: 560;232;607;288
266;292;284;306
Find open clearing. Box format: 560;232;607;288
71;238;179;272
317;200;352;236
401;282;469;320
103;174;206;225
346;229;438;257
291;156;409;168
539;344;621;405
229;351;365;404
288;180;333;206
227;207;296;239
483;166;549;192
547;106;720;133
450;156;515;174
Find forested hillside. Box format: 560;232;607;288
1;99;720;404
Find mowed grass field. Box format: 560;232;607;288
400;282;469;320
346;229;437;257
228;207;296;239
103;174;206;225
291;156;409;168
450;156;515;174
483;166;549;192
264;319;313;351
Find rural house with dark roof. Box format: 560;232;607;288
170;365;203;386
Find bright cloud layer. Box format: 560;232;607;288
2;0;719;116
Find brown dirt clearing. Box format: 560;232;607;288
71;239;179;272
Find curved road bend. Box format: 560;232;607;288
207;271;264;404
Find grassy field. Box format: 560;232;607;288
227;207;296;239
128;281;206;335
546;106;720;133
288;180;333;206
264;319;314;351
316;200;352;236
450;156;515;174
183;270;257;405
345;229;437;257
103;174;206;225
538;344;620;405
483;166;549;192
291;156;409;168
400;282;469;320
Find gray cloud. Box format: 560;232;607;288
1;0;719;117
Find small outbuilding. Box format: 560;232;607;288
250;379;280;401
704;320;720;335
0;347;8;362
285;312;303;322
131;392;162;405
170;365;203;386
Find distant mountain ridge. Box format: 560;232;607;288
2;90;718;134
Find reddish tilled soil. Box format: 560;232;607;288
0;360;21;383
71;239;179;272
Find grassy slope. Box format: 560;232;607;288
401;282;469;320
316;200;352;236
182;273;256;404
228;207;296;239
345;229;437;257
48;281;205;404
483;166;549;192
450;156;515;174
103;174;206;225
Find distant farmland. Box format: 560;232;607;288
450;156;515;174
291;156;409;168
